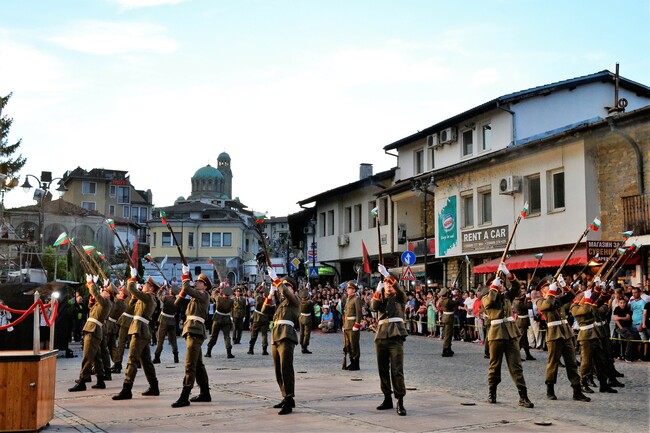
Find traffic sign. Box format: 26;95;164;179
401;251;416;266
309;267;319;279
402;266;416;281
291;258;300;267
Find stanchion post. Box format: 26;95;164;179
49;299;57;351
33;291;40;355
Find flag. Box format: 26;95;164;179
83;245;95;254
53;232;69;247
207;256;213;264
254;213;266;224
361;240;371;274
98;251;105;259
130;237;139;268
520;201;529;218
371;207;379;219
629;243;639;252
534;253;544;259
160;255;168;270
464;255;471;266
617;247;627;255
144;253;152;262
621;230;633;240
160;211;168;225
106;219;115;230
589;218;601;231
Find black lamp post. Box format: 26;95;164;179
411;176;436;290
20;171;67;251
309;216;317;284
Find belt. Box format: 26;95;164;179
121;313;134;318
579;324;595;331
346;316;357;320
595;321;605;327
133;315;150;325
186;315;205;324
300;313;311;317
216;310;231;316
275;319;295;327
255;309;266;316
490;317;515;325
160;312;175;318
108;317;117;323
443;311;454;315
378;317;404;326
87;317;103;327
547;319;568;327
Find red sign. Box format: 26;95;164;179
402;266;416;281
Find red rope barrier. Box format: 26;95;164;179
0;299;58;331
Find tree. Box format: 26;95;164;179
0;93;26;178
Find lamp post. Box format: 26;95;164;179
411;176;436;290
309;216;317;284
20;171;67;251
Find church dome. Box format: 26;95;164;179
217;152;231;162
193;164;223;180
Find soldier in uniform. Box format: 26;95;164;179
231;286;247;345
113;269;160;400
69;274;112;392
153;283;179;364
108;283;126;373
533;277;590;402
99;281;116;381
343;281;363;370
112;285;136;374
298;287;313;354
248;284;272;355
264;267;300;415
481;263;534;408
171;269;212;407
513;288;536;361
440;287;459;357
206;283;235;358
372;264;408;416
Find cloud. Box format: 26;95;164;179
111;0;187;10
472;68;500;86
48;21;179;55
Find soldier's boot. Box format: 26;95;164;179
525;350;536;361
152;353;161;364
341;356;348;370
103;370;112;381
173;352;179;364
609;377;625;388
278;397;294;415
572;384;591;402
142;379;160;396
599;380;618;393
546;383;557;400
247;345;254;355
68;379;87;392
580;377;594;394
112;382;133;400
613;369;624;378
205;345;213;358
487;385;497;404
348;358;360;371
226;348;235;359
441;347;453;357
111;362;122;374
190;384;211;402
171;386;192;408
586;375;597;387
376;394;393;410
396;397;407;416
262;346;269;356
517;387;534;408
303;346;312;354
273;397;296;408
91;376;106;389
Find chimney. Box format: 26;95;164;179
359;163;373;180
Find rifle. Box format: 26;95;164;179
342;331;349;370
255;223;280;304
604;244;641;287
553;217;600;283
144;253;170;286
83;246;108;282
495;202;528;281
105;219;142;281
96;250;123;282
528;253;544;290
208;256;224;285
160;211;192;281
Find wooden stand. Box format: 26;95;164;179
0;350;57;432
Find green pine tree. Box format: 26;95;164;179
0;93;27;178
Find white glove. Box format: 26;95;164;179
498;263;510;276
269;285;277;297
93;275;99;284
104;279;111;288
119;280;125;288
549;282;558;292
182;264;190;274
375;281;384;293
378;263;390;278
86;274;93;283
557;274;566;288
267;266;278;281
130;267;138;278
594;276;601;285
352;323;360;331
491;277;502;288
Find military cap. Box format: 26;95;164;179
195;273;212;290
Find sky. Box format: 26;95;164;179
1;0;649;218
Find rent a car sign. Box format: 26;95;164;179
462;225;509;253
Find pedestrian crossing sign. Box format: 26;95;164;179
309;267;319;279
402;266;416;281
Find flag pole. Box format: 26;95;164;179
552;217;600;283
144;254;170;285
603;244;640;287
528;254;544;288
496;202;528;280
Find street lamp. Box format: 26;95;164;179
411;175;436;290
20;171;68;251
309;216;317;283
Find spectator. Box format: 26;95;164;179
464;290;477;342
629;287;647;360
426;293;436;337
319;305;335;333
613;296;638;361
640;294;650;361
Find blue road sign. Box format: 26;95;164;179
309;267;319;279
401;251;416;266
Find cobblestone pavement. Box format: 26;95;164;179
45;330;649;432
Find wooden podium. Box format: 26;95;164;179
0;350;57;432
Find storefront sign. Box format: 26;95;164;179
462;225;509;252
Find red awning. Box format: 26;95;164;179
472;250;588;275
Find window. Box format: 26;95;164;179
368;200;377;228
379;198;389;226
108;205;115;216
478;187;492;225
117;186;130;204
201;232;231;247
201;233;210;247
131;207;139;222
327;210;334;236
153;232;157;247
162;232;172;246
319;212;326;237
462;130;473;157
549;170;565;211
525;174;542;216
481;123;492;151
82;182;96;195
211;232;222;247
188;232;194;248
109;185;116;198
428;147;435;170
81;201;96;211
354;204;362;232
415;148;424;174
344;207;352;234
223;232;232;247
461;192;474;228
123;206;130;218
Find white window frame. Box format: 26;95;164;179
117;186;130;205
415;148;424;175
428;147;435;170
81;201;96;211
480;122;492;152
461;191;474;228
478;186;492;225
122;206;130;218
82;182;96;195
548;168;566;213
461;129;474;157
108;205;115;216
525;174;542;217
109;185;116;198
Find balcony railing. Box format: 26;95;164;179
623;193;650;236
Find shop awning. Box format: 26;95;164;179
318;266;336;276
472;250;588;274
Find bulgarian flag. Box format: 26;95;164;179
465;255;471;266
589;218;601;231
83;245;95;254
98;251;105;259
520;201;529;218
371;207;379;219
621;230;633;240
254;213;266;224
207;256;214;264
618;247;627;255
106;219;115;230
534;252;544;260
629;243;639;252
53;232;70;247
160;211;168;225
144;253;152;262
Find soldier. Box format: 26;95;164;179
206;283;235;359
372;264;408;416
440;287;459;357
153;283;179;364
248;284;272;355
481;263;534;408
171;269;212;407
514;288;536;361
69;274;112;392
108;283;127;373
343;281;363;370
112;285;136;374
98;281;117;381
265;267;301;415
533;277;590;402
113;269;160;400
298;287;313;354
231;286;247;345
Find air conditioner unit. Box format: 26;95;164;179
438;127;457;144
426;134;437;148
499;176;522;194
337;234;350;246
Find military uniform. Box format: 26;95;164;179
482;275;533;407
113;295;136;373
231;291;247;344
99;295;115;379
249;290;273;355
299;292;313;354
440;290;459;356
343;291;363;370
108;295;126;368
514;294;535;360
154;292;179;363
206;288;235;358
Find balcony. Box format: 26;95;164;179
623;193;650;236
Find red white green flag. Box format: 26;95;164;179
620;230;633;240
208;256;214;264
106;219;115;230
618;247;627;255
629;243;639;252
534;253;544;259
371;207;379;219
144;253;152;262
160;211;168;225
589;218;601;231
98;251;105;259
83;245;95;254
520;201;529;218
53;232;69;247
254;213;266;224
